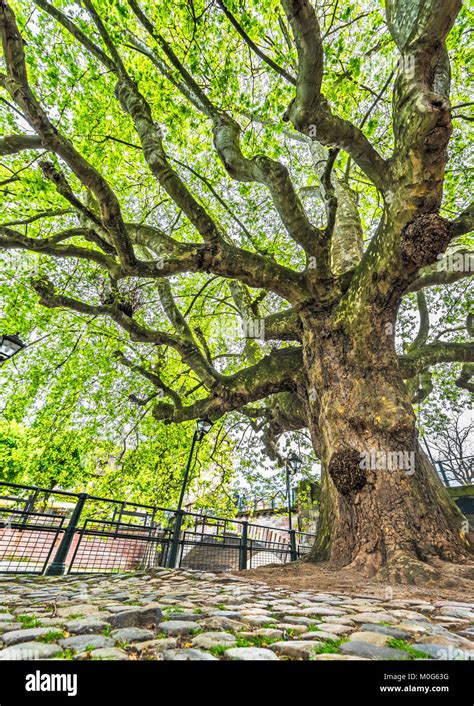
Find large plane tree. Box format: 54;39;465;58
0;0;473;582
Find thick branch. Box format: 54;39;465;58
450;202;474;237
307;142;363;276
280;0;386;189
0;216;308;302
153;347;303;423
399;341;474;377
385;1;463;217
408;290;430;351
0;226;121;276
264;309;300;342
386;0;462;52
408;250;474;291
212;114;322;254
0;133;43;155
280;0;323;115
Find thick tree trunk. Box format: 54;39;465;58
300;308;471;583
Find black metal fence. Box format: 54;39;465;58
0;481;316;575
433;455;473;487
234;489;296;515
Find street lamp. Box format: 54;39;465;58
167;417;214;568
196;417;213;441
0;333;26;363
176;417;213;512
285;452;302;531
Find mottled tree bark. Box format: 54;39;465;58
300;306;469;582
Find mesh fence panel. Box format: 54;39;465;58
0;508;64;574
68;520;171;574
0;481;317;575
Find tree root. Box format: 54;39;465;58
377;555;442;586
322;549;474;587
374;554;474;587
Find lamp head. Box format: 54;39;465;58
287;452;302;474
0;333;26;362
196;417;213;439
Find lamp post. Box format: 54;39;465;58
285;452;302;531
0;333;26;363
176;417;213;512
167;417;213;568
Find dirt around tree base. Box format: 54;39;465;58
240;560;474;603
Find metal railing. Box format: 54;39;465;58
433;455;474;487
0;481;316;575
234;489;297;515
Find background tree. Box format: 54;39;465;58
422;408;473;486
431;413;473;486
0;0;472;583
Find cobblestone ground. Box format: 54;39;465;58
0;569;473;661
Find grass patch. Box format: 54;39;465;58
101;625;113;636
57;649;75;660
37;630;64;644
387;638;432;659
286;628;301;637
17;615;43;629
209;644;231;657
311;638;344;656
236;638;254;647
231;635;281;648
114;639;129;649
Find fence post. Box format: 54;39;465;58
46;493;88;576
289;529;298;561
239;521;248;570
167;509;184;568
437;461;450;487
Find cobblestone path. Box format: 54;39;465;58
0;569;473;661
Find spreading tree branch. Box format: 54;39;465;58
0;225;121;276
0;1;136;268
126;0;323;254
408;290;430;351
399;341;474;377
450;202;474;237
280;0;387;189
113;350;183;407
409;250;474;291
0;133;43;155
152;347;303;423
